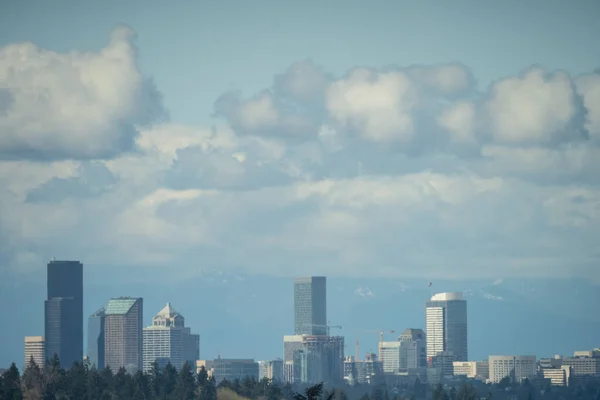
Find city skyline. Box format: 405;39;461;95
2;0;600;372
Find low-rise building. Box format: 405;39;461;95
197;358;258;384
488;355;537;384
541;366;571;387
453;360;489;380
562;350;600;377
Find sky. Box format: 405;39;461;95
1;0;600;366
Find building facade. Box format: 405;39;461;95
142;303;200;373
294;277;327;335
104;297;143;374
398;328;427;370
380;341;402;373
562;350;600;377
488;355;537;384
284;334;344;384
452;361;489;380
45;260;83;368
205;358;259;384
425;292;468;363
24;336;45;368
258;359;284;382
87;307;105;370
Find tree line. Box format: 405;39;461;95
2;355;600;400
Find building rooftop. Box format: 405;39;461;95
105;297;140;315
155;302;181;319
430;292;464;301
89;306;106;318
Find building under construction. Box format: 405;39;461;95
283;335;344;384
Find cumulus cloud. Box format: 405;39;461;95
0;25;167;161
2;36;600;283
484;68;587;146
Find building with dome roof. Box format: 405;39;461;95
142;303;200;373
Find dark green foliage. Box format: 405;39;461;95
1;363;22;400
2;360;600;400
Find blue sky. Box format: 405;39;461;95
1;0;600;367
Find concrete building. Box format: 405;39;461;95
198;358;258;384
453;361;489;380
87;307;105;370
258;359;283;382
45;260;83;368
398;328;427;370
294;277;327;335
143;303;200;373
24;336;45;368
425;292;468;364
283;334;344;384
343;354;383;385
562;350;600;378
104;297;143;374
488;355;537;384
380;341;402;373
541;366;571;387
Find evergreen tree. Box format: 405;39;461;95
1;363;22;400
132;370;151;400
114;367;133;399
293;383;335;400
22;357;44;399
456;382;476;400
199;376;217;400
85;367;104;400
162;363;178;398
174;362;196;400
149;361;163;398
66;361;87;399
336;388;349;400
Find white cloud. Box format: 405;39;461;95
0;25;167;160
326;68;417;143
2;37;600;283
484;67;586;146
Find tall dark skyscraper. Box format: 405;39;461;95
294;277;327;335
45;260;83;368
87;307;106;370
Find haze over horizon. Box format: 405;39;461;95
1;0;599;369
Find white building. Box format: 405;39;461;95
143;303;200;373
425;292;468;364
24;336;45;368
453;361;489;380
542;366;571;387
488;355;537;384
380;341;402;373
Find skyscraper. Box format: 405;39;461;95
104;297;143;374
45;260;83;368
87;307;106;370
425;292;468;363
143;303;200;373
294;277;327;335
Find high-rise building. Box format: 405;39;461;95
24;336;45;368
104;297;143;374
399;328;427;370
87;307;106;370
45;260;83;368
425;292;468;363
294;277;327;335
380;341;402;373
143;303;200;373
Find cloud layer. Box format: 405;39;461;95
2;27;600;282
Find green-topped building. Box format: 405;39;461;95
104;297;143;374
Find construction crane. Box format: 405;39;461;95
355;329;396;361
